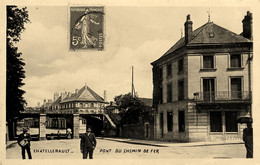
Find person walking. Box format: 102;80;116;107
243;122;253;158
100;129;104;139
57;130;61;140
67;128;72;139
80;127;97;159
17;128;32;159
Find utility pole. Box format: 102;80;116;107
131;66;135;97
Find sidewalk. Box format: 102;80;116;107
102;137;244;147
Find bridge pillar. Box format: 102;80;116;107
73;114;80;139
39;114;46;140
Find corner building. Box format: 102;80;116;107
151;12;252;142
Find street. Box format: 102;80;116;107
6;138;246;159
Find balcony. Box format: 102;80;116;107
194;91;251;103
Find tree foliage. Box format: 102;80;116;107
114;93;152;125
6;6;29;121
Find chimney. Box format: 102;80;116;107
242;11;252;40
53;92;59;102
68;92;71;98
184;14;193;44
48;99;52;103
61;93;66;101
75;89;79;94
104;90;107;102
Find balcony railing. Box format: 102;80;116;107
194;91;251;103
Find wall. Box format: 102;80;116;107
155;101;189;142
121;124;145;139
155;100;250;142
161;55;188;103
187;53;250;99
187;102;249;142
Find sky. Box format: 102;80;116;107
16;5;252;106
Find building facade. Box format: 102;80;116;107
49;85;110;135
151;12;252;142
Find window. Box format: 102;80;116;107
231;78;242;99
210;111;222;132
225;111;238;132
160;113;164;137
159;67;163;80
230;54;241;68
91;103;94;108
178;59;184;73
203;55;214;69
159;87;163;104
167;83;172;103
167;63;172;77
178;80;184;100
167;112;173;132
178;111;185;132
203;78;215;102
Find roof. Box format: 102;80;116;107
153;22;252;64
52;96;61;105
60;85;105;103
139;98;153;107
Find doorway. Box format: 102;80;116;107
160;113;164;138
203;78;215;102
231;78;242;99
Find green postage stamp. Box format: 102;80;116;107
69;6;104;50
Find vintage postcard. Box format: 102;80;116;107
0;0;260;165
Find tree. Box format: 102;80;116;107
6;6;29;139
114;93;151;125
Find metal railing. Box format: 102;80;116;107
194;91;251;103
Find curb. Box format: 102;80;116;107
181;142;244;147
103;138;168;147
6;141;17;149
102;138;244;147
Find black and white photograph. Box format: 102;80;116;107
1;0;260;164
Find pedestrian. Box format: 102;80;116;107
100;130;104;139
17;127;32;159
80;127;97;159
243;122;253;158
57;130;61;140
67;128;72;139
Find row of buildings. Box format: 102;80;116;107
38;85;154;139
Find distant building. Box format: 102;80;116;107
48;85;109;134
151;12;252;142
17;85;115;139
51;85;107;111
